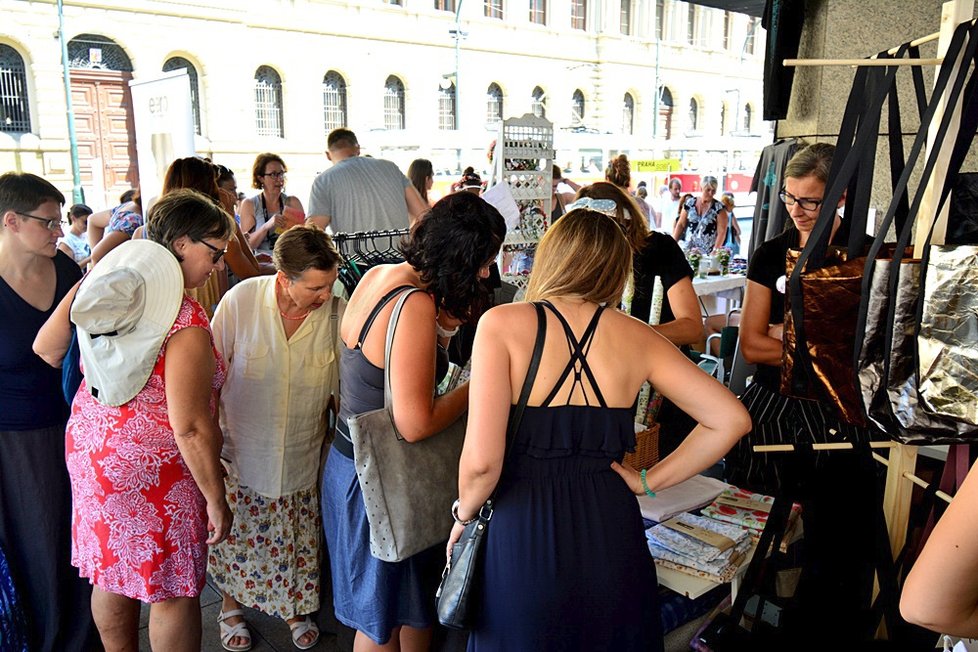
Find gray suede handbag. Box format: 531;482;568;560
349;287;466;562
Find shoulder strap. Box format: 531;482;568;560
330;295;341;358
505;303;547;452
357;284;416;346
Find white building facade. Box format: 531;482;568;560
0;0;768;209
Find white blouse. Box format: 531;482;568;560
212;276;344;497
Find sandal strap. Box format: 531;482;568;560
218;608;246;622
289;618;318;637
220;622;250;642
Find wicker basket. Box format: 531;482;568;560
623;423;660;470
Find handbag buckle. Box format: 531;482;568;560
479;500;494;521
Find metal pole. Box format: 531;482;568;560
652;37;660;141
57;0;84;204
454;0;464;173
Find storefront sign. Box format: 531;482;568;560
634;159;681;173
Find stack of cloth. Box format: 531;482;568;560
646;512;752;583
701;486;802;550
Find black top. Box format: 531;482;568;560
0;251;83;430
746;228;798;390
631;232;694;325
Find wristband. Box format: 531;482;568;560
451;499;476;526
436;322;460;338
640;469;656;498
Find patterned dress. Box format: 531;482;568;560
65;296;225;602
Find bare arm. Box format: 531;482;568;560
387;291;469;442
673;209;688;241
239;199;277;250
306;214;331;230
453;310;513;524
902;460;978;636
90;230;130;266
714;209;729;251
224;221;262;279
405;184;429;228
33;280;82;368
612;324;751;493
164;327;232;545
87;209;111;248
651;277;702;346
740;280;783;366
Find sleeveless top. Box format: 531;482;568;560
249;192;289;253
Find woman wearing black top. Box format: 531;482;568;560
731;142;879;646
572;182;700;346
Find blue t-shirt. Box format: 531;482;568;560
0;251;82;430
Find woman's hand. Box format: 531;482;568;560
206;497;233;545
446;521;466;561
610;460;643;495
273;213;286;230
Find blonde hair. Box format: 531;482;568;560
526;208;632;306
574;181;649;253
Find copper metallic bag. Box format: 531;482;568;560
782;246;867;426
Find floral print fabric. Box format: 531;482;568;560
66;297;225;602
208;474;321;620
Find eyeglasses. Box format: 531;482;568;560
15;211;63;232
196;239;228;264
565;197;618;218
778;189;824;212
261;171;286;179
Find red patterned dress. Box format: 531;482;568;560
66;296;226;602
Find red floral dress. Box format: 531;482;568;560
66;297;226;602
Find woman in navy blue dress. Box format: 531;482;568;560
451;206;751;651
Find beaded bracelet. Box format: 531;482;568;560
640;469;656;498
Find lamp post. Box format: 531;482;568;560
57;0;84;204
449;0;467;173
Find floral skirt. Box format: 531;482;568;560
207;475;321;620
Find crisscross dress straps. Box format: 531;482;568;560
356;285;417;348
539;301;608;407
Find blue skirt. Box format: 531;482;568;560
320;446;442;645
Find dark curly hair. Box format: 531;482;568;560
401;192;506;322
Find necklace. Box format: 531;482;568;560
279;307;310;320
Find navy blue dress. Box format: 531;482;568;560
468;303;662;652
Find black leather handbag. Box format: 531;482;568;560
436;303;546;630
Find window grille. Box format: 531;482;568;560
531;86;546;119
0;45;31;133
486;83;503;126
254;66;284;138
384;76;405;130
67;34;133;71
438;83;456;130
322;71;347;133
571;90;585;127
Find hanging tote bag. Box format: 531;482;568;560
436;302;547;630
855;20;978;443
780;58;902;426
349;287;467;562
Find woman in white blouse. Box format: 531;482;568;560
208;225;343;651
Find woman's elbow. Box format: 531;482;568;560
900;591;957;634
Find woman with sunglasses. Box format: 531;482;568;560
240;153;305;256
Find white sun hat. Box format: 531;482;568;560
70;239;185;407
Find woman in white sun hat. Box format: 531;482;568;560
43;189;236;652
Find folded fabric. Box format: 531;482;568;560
636;474;729;523
648;512;749;559
701;486;801;534
649;540;751;584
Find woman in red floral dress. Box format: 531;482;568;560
62;190;236;651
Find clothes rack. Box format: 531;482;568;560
332;229;409;295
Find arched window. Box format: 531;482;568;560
571;89;585;127
254;66;283;137
162;57;201;135
531;86;546;119
657;86;673;139
438;82;456;130
384;75;405;130
486;83;503;126
622;93;634;135
688;97;699;132
322;70;347;133
743;103;752;133
67;34;133;71
0;45;31;133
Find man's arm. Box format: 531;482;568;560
306;214;332;230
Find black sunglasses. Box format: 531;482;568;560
196;239;228;264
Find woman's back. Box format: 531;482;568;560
469;299;662;652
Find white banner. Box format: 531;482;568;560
129;69;196;210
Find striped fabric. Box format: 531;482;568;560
725;383;871;495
